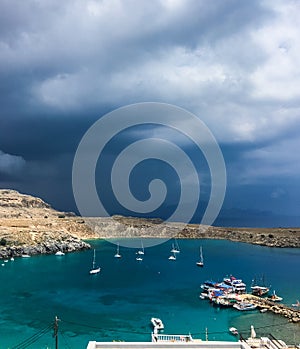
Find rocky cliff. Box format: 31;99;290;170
0;190;299;260
0;189;97;259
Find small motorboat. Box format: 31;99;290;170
199;293;207;300
229;327;238;336
260;308;268;313
267;290;283;302
151;317;164;330
233;302;257;311
55;251;65;256
292;300;300;307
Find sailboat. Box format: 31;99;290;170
114;243;121;258
168;252;176;261
136;241;144;255
170;239;180;253
251;275;269;296
196;246;204;267
89;249;101;274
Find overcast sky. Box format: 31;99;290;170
1;0;300;227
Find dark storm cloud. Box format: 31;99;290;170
0;150;25;174
0;0;270;114
1;0;300;225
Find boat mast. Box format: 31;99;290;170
92;249;96;269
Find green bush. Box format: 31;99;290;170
0;238;7;246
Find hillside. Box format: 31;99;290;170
0;189;97;258
87;215;300;248
0;189;300;260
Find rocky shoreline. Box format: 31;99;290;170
0;189;96;259
0;190;300;259
240;294;300;323
85;215;300;248
0;239;90;259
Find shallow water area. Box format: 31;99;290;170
0;239;300;348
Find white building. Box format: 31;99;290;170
87;332;289;349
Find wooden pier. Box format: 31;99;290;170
240;294;300;323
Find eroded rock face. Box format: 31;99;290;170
0;189;52;217
0;189;299;259
83;215;300;248
0;190;96;257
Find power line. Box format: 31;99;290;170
9;316;294;349
11;324;52;349
61;332;73;349
193;320;290;336
62;318;291;338
62;319;151;335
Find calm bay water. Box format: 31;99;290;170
0;239;300;348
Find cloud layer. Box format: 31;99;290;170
0;150;25;174
1;0;300;224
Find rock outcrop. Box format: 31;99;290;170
240;294;300;323
1;189;300;260
83;215;300;248
0;189;97;258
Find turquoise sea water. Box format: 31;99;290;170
0;239;300;349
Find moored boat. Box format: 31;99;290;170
213;297;235;307
168;252;176;261
233;302;257;311
114;243;121;258
251;276;270;296
55;251;65;256
89;249;101;274
196;246;204;267
229;327;238;335
136;241;144;255
170;239;180;253
201;280;218;290
223;275;246;294
267;290;282;302
251;285;269;296
151;317;164;330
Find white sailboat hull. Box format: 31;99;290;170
89;267;101;274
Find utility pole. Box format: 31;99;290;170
54;316;60;349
